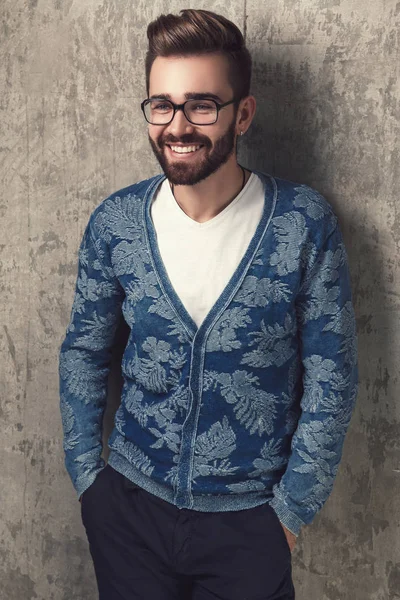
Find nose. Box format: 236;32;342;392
166;107;195;137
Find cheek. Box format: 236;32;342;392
149;126;164;146
198;125;223;146
212;116;234;138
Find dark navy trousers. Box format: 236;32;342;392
81;464;295;600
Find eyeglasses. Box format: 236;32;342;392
141;97;237;126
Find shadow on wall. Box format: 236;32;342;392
237;50;396;595
238;53;321;180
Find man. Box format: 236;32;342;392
59;9;358;600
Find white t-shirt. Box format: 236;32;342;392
150;173;265;327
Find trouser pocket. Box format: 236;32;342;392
263;503;292;557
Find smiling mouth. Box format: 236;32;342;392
168;145;203;154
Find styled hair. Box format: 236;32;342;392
145;9;252;100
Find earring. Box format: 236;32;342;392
240;131;244;136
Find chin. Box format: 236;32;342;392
164;163;222;186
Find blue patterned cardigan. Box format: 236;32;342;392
59;171;358;535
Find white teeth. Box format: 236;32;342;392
170;145;200;154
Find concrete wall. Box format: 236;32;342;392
1;1;399;598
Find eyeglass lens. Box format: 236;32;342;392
144;99;218;125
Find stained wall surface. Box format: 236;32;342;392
1;1;399;599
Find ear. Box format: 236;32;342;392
235;95;257;136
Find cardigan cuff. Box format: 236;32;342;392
269;495;305;536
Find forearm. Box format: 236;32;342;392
59;217;124;497
271;223;358;535
59;344;112;496
270;382;357;535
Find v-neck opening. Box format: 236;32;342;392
165;172;258;230
143;171;278;343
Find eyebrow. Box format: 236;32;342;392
148;92;224;103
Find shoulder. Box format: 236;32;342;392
88;174;165;241
256;172;336;222
106;174;165;203
256;171;338;241
93;174;164;218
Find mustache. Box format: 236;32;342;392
160;134;211;147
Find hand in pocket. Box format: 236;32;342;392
280;522;297;552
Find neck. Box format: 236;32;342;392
169;157;248;223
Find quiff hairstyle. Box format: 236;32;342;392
145;9;252;100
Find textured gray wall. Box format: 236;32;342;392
1;1;399;599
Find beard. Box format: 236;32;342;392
148;119;237;186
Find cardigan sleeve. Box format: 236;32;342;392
269;222;358;535
59;216;125;499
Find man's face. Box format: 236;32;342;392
147;54;238;186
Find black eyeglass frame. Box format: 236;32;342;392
140;97;237;126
